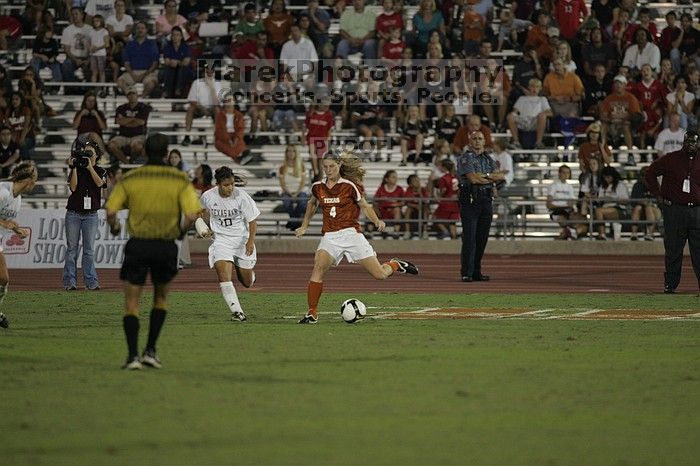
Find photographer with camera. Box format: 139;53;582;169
63;135;106;291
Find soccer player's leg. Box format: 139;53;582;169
299;249;336;324
216;260;246;322
0;253;9;329
119;239;151;370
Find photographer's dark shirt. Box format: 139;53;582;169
66;166;106;213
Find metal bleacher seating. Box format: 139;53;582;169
6;0;696;239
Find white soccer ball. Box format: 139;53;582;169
340;299;366;323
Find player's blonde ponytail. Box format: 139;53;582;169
336;151;365;184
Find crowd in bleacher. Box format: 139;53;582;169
0;0;698;239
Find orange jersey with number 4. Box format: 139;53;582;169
312;178;363;234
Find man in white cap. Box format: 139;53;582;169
600;75;642;151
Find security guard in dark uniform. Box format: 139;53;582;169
645;130;700;294
106;133;201;370
456;130;507;282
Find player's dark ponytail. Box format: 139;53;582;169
8;161;37;182
214;166;247;186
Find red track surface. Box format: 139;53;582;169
10;253;700;294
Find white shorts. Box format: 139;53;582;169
208;236;257;269
318;227;376;265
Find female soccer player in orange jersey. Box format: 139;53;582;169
294;152;418;324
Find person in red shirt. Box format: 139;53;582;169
214;95;247;163
659;11;681;59
304;96;335;179
262;0;294;57
375;0;404;58
0;15;22;51
633;63;666;151
554;0;588;41
381;27;405;66
403;173;431;238
372;169;404;237
613;9;638;56
233;30;275;62
294;152;419;324
433;159;459;239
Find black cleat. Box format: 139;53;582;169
231;310;247;322
472;274;490;281
663;285;676;294
298;314;318;324
0;312;8;329
390;258;419;275
461;276;473;282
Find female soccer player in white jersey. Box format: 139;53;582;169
198;166;260;321
0;161;38;329
294;152;419;324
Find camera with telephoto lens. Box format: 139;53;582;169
72;149;91;168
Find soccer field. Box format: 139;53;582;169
2;291;699;465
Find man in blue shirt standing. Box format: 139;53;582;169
117;21;159;97
457;130;507;282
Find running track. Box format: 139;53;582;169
11;254;700;294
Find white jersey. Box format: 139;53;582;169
654;128;686;156
200;186;260;239
0;181;21;249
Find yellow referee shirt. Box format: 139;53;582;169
105;165;201;240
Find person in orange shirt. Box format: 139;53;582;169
525;11;554;64
600;75;643;150
452;115;493;153
462;2;485;57
263;0;294;57
479;58;511;130
214;95;248;163
542;58;584;117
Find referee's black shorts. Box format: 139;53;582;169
120;238;178;285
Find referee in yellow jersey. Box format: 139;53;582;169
105;133;201;370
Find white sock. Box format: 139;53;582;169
251;271;256;286
0;283;7;306
219;281;243;314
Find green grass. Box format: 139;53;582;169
2;291;700;466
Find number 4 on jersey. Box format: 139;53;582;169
329;206;337;218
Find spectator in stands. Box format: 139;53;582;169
546;164;577;240
61;7;93;84
403;173;430;238
214;94;248;164
496;9;531;52
0;13;22;51
182;61;221;146
178;0;210;23
233;30;274;62
636;8;657;41
490;139;513;186
542;58;584;118
630;166;660;241
453;115;493;153
549;41;577;74
263;0;294;57
673;13;700;74
63;135;106;291
0;126;19;178
272;74;302;134
578;121;612;170
155;0;187;48
633;63;666;152
594;166;629;240
18;68;51;122
108;88;150;164
278;145;308;231
372;169;404;238
659;12;681;65
583;64;613;120
511;46;544;102
89;15;109;94
579;156;602;217
622;28;661;78
192;163;213;197
417;66;449;120
304;96;334;179
375;0;403;57
84;0;115;23
337;0;377;60
31;27;62;82
399;105;429;166
654;112;686;159
428;138;453;188
102;164;122;204
117;21;159;98
658;58;676;94
106;0;133;87
613;9;637;56
167;148;189;173
435;104;461;145
590;0;617;37
381;26;405;66
2;92;35;161
351;83;385;154
280;24;318;83
303;0;331;49
233;3;263;44
162;26;193;99
0;65;11;113
525;11;554;64
581;28;617;78
461;1;484;57
553;0;587;41
433;159;459;240
507;78;552;150
600;75;642;151
666;76;695;130
73;91;107;155
479;58;511;131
